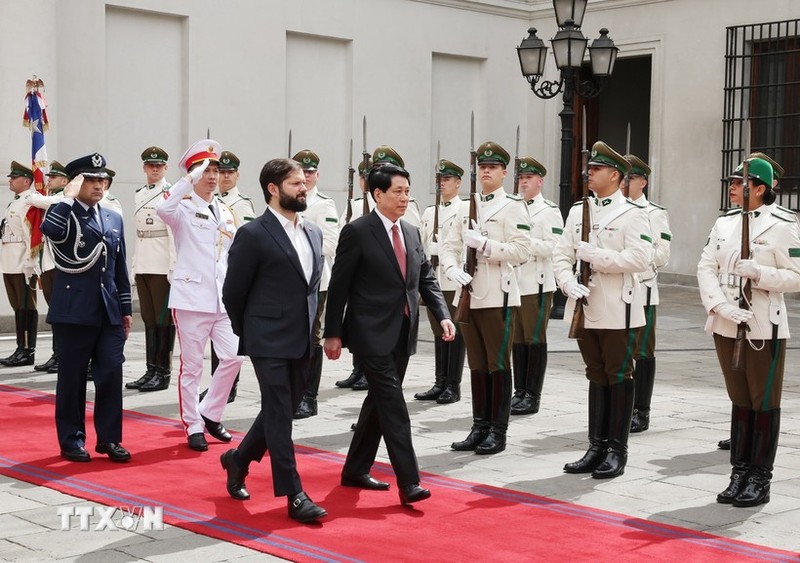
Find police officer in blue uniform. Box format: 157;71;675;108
41;153;133;463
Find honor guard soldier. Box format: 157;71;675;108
0;161;38;367
511;157;564;415
292;149;340;418
441;141;532;455
41;153;133;463
553;141;653;479
126;146;176;393
697;157;800;507
27;161;69;372
157;140;243;452
100;169;123;216
415;159;467;404
621;154;671;432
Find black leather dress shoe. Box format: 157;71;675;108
187;432;208;451
126;370;155;390
399;483;431;505
95;443;131;463
139;373;170;392
350;373;369;391
288;491;327;523
61;447;91;462
341;472;390;490
34;354;58;372
4;349;34;367
47;360;59;374
202;415;232;442
220;449;250;500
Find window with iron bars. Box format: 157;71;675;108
722;19;799;210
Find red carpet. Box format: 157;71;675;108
0;384;796;562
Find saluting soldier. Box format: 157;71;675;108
621;154;671;433
553;141;652;479
510;157;563;415
415;159;467;404
441;141;532;455
126;146;176;393
28;161;69;373
0;161;38;368
291;149;340;418
697;157;800;507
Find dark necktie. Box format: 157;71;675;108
392;224;410;316
87;206;99;228
208;204;217;219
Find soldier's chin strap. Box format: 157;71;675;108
49;214;107;274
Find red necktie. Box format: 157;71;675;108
391;224;410;316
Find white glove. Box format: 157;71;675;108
428;241;439;256
186;159;210;184
576;241;598;264
22;265;35;284
562;278;591;300
445;266;473;287
464;220;488;251
734;259;761;282
714;303;754;324
63;174;84;199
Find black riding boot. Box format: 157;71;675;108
512;343;547;415
140;326;173;392
336;356;362;388
295;346;323;419
564;383;610;473
475;370;512;455
127;327;157;389
5;310;36;367
415;339;447;400
437;333;465;404
630;357;655;433
510;343;528;409
0;311;25;366
716;405;753;503
733;408;780;507
451;370;491;451
593;379;635;479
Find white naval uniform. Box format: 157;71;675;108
1;195;33;274
697;204;800;340
516;194;563;296
341;194;422;228
440;188;532;309
420;197;467;291
552;189;653;330
133;178;175;276
301;186;339;291
156;177;243;436
634;195;672;306
218;186;256;227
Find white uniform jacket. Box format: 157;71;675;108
516;194;563;296
420;197;467;291
25;189;63;273
219;186;256;227
552;189;653;330
156;178;237;313
133;179;175;276
634;195;672;306
301;186;339;291
697;204;800;340
342;194;422;228
101;192;123;217
1;195;33;274
440;188;532;309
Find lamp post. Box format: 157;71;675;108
516;0;618;318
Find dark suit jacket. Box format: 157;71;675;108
324;210;450;357
222;209;323;363
41;201;132;326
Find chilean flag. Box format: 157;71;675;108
23;81;49;265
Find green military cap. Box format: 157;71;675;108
438;159;464;178
47;160;68;177
730;157;773;187
517;156;546;176
624;154;651;177
749;152;784;180
476;141;510;168
292;149;319;170
219;151;241;171
7;161;33;179
372;145;404;168
358;157;373;177
141;146;168;164
106;168;116;187
589;141;630;175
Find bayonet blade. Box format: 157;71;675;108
470;111;475;152
288;129;292;158
743;118;751;158
437;140;441;164
582;107;587;151
625;122;631;155
362;116;367;155
515;125;520;159
206;128;211;139
349;138;353;168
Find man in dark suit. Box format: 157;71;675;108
220;158;327;523
324;163;456;506
41;153;133;463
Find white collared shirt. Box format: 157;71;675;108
268;206;313;283
375;208;406;249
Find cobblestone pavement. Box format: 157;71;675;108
1;285;798;560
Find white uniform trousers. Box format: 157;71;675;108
173;308;244;436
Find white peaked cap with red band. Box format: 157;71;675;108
178;139;222;173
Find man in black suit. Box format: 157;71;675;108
324;163;455;506
40;154;133;463
220;158;327;523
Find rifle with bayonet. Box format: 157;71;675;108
287;129;292;158
513;125;521;195
361;116;370;216
732;120;752;370
345;138;355;224
568;107;591;339
622;122;631;193
431;141;442;271
454;112;477;324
